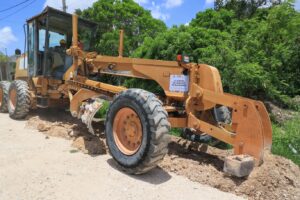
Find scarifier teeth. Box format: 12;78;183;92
80;99;105;134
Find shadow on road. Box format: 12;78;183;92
107;158;172;185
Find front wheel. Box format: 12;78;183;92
105;89;170;174
8;80;31;119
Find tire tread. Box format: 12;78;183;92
106;89;170;174
0;81;10;113
8;80;30;119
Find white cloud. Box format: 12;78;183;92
149;1;170;21
44;0;97;13
134;0;149;5
164;0;183;9
134;0;183;20
205;0;214;5
0;27;17;48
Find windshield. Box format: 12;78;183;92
49;31;66;48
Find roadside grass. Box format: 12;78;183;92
272;117;300;166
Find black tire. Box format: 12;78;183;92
0;81;10;113
105;89;170;174
8;80;30;119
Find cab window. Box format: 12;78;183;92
49;31;66;48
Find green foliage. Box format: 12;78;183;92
228;63;270;97
78;0;166;57
214;0;283;18
133;25;193;60
133;2;300;105
170;128;181;137
272;117;300;166
95;100;110;118
0;52;8;62
190;8;234;30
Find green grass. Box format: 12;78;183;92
272;117;300;166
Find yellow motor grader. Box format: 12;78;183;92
0;7;272;176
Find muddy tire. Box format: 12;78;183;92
0;81;10;113
105;89;170;174
8;80;30;119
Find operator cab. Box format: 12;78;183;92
26;6;97;79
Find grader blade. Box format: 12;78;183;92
254;101;272;149
224;93;273;151
231;97;271;165
186;64;273;165
188;94;272;165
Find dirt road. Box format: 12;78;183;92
0;113;243;200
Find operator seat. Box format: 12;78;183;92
51;46;72;80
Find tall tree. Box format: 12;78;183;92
214;0;283;18
77;0;167;56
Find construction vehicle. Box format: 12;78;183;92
0;7;272;176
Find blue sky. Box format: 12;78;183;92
0;0;299;56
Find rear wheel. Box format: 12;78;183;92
8;80;31;119
105;89;170;174
0;81;10;113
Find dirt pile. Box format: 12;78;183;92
25;110;300;200
160;137;300;200
26;109;106;155
264;101;295;124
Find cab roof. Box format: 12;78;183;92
26;6;97;33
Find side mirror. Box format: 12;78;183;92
15;49;21;56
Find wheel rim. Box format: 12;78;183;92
9;88;17;111
113;107;143;155
0;88;3;107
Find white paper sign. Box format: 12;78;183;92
169;75;189;92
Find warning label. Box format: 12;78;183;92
169;75;189;92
